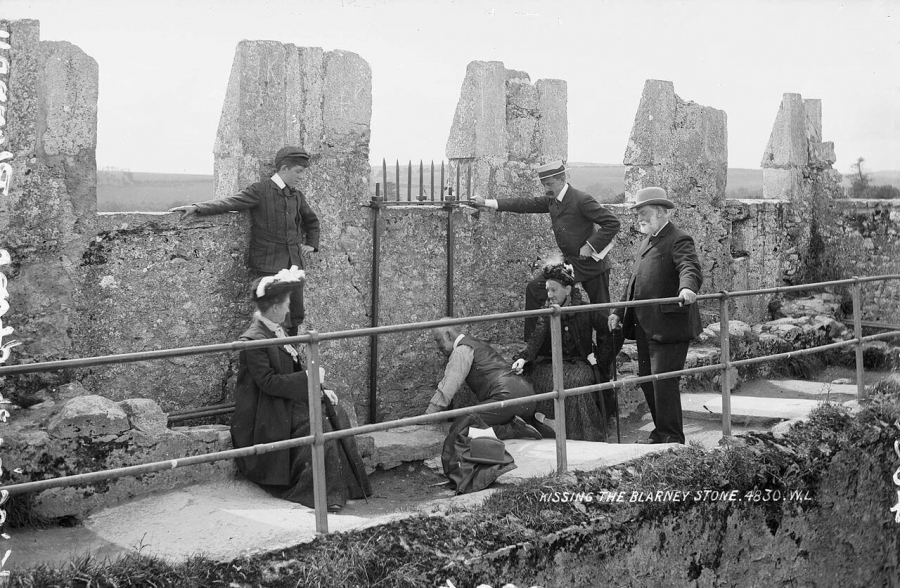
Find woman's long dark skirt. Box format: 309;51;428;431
527;358;608;442
260;402;371;509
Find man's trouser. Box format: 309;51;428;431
634;320;688;444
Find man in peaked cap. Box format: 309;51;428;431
474;160;621;346
170;146;320;334
609;187;703;444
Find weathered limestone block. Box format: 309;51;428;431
803;98;822;142
47;394;130;439
446;60;566;201
359;424;446;471
761;167;800;200
213;41;372;199
761;93;808;169
1;20;97;368
778;293;842;318
506;79;539;160
536;78;567;162
623;79;677;166
322;50;372;148
698;320;756;349
2;27;97;250
118;398;168;434
621;79;729;297
445;61;509;160
809;141;836;168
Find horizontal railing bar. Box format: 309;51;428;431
861;330;900;343
842;319;900;331
168;402;236;416
167;407;235;423
730;339;858;368
3;276;899;378
6;329;899;496
0;390;560;496
167;330;900;421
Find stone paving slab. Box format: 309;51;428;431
682;393;835;425
12;439;674;568
752;379;859;397
79;479;410;564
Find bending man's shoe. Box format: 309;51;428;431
494;416;542;440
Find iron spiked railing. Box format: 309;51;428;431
371;159;476;206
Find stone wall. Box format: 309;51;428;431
0;19;97;363
2;27;898;432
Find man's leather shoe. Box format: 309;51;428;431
509;416;542;440
529;417;556;439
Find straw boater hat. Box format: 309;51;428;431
252;266;306;301
535;160;567;180
630;187;675;209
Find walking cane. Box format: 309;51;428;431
611;353;621;444
321;391;370;503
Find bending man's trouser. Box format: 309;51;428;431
476;375;535;426
634;320;688;444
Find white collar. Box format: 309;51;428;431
452;333;466;349
556;183;569;202
652;220;669;237
271;173;287;189
256;311;286;334
255;312;300;360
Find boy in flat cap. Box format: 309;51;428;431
170;146;320;333
474;160;620;347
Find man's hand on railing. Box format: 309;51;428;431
678;288;697;306
511;358;526;375
472;195;487;207
608;314;621;331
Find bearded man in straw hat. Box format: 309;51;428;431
473;160;620;346
609;187;703;445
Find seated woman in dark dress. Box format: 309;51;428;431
230;267;371;512
512;263;613;441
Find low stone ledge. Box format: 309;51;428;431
6;396;237;521
358;424;448;473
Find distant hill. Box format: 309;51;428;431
97;165;900;212
98;170;214;212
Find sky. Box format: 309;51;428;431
4;0;899;174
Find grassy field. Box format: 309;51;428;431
97;165;899;212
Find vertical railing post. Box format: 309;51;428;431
719;292;732;436
306;331;328;533
852;277;866;399
550;305;568;476
368;184;382;424
445;162;457;317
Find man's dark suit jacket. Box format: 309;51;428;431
194;179;320;272
616;222;703;343
495;185;620;282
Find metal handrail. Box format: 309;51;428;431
1;274;898;534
